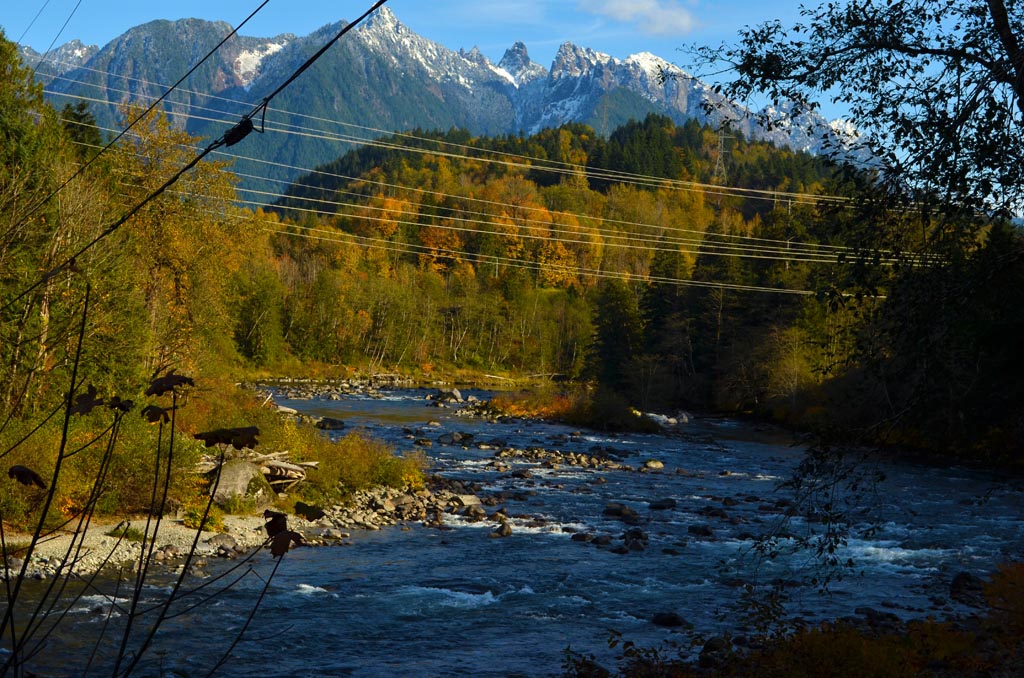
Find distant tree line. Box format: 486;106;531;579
2;27;1020;465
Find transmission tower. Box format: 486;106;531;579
713;129;735;183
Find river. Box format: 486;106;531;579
15;387;1023;677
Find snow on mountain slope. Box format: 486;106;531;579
33;6;859;163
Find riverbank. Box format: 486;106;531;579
3;514;268;580
2;472;497;581
4;382;1021;677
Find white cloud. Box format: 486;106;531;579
581;0;696;36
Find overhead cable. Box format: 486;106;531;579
12;0;271;234
2;0;392;315
60;124;915;267
38;63;851;207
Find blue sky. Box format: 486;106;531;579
2;1;835;116
2;0;806;72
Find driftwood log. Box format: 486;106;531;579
196;450;315;493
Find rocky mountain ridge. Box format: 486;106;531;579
19;7;858;191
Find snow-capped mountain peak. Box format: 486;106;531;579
19;39;99;76
31;7;860;171
498;42;547;87
551;43;614;80
626;52;684;81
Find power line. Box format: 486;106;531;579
29;0;84;77
2;0;392;315
217;208;823;296
48;91;884;261
81;128;861;265
14;0;54;46
60;123;913;268
36;61;852;208
59;133;884;296
10;0;271;238
51;81;940;270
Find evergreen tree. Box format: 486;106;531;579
588;279;644;394
0;32;78;410
59;101;104;159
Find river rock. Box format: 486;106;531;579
294;501;327;521
205;533;237;550
854;606;903;630
651;611;685;627
642;459;665;471
949;571;987;607
699;636;732;668
491;522;513;538
212;460;271;506
622;528;648;551
438;431;473;445
433;388;463;403
649;498;677;511
602;503;641;524
315;417;346;430
688;524;715;538
321;528;347;540
700;506;730;520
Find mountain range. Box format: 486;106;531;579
19;7;858;193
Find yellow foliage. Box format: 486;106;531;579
745;623;940;678
300;431;425;499
489;390;576;420
985;562;1024;635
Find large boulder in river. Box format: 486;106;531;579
433;388;463;403
491;522;513;538
949;571;987;607
652;611;685;627
603;503;642;524
315;417;346;431
622;528;648;551
687;524;715;538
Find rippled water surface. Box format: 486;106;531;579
19;388;1024;677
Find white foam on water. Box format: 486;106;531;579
505;520;576;536
843;540;951;569
560;594;592;606
442;512;587;537
455;459;502;471
69;593;130;616
396;585;498;609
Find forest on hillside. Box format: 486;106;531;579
2;30;1022;467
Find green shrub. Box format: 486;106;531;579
182;503;224;532
564;388;662;433
299;431;425;501
105;524;147;542
220;492;258;515
1;540;34;559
